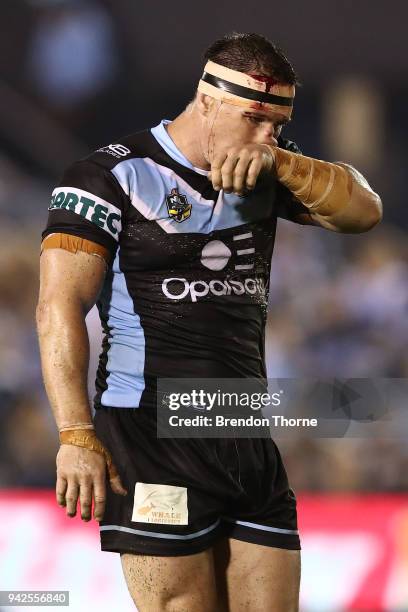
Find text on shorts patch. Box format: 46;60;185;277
131;482;188;525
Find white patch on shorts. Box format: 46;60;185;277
131;482;188;525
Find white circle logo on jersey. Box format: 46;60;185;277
161;231;264;302
200;240;232;271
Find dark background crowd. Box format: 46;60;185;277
1;0;407;494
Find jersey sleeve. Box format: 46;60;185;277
275;137;313;224
42;159;128;260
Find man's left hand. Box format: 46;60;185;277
209;144;275;195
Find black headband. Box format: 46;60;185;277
201;72;294;107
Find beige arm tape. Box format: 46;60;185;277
272;147;354;216
41;233;111;265
59;423;94;432
59;429;118;481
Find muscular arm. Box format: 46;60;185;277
36;248;126;521
294;163;383;233
271;147;383;233
36;248;104;428
210;144;382;234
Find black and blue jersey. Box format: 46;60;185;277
43;120;307;409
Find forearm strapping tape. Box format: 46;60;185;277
273;147;353;216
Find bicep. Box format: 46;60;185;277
38;248;107;315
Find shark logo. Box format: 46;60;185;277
166;188;192;223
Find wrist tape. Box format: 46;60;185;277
59;429;118;481
273;147;353;215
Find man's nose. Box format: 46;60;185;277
262;133;278;147
261;127;278;146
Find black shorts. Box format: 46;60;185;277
94;407;300;556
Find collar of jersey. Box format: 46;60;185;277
151;120;209;177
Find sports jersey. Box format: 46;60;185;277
42;120;308;410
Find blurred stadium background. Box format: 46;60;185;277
0;1;407;610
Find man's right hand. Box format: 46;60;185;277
209;142;276;195
56;444;127;522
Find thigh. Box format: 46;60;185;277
94;408;232;557
121;549;220;612
213;538;301;612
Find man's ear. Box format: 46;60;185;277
196;92;215;117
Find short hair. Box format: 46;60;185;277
203;32;299;85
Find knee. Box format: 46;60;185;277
159;593;216;612
131;588;217;612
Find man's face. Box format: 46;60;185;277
202;98;293;164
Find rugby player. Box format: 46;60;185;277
36;33;382;611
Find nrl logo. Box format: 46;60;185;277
166;188;192;223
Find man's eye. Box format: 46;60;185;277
248;116;263;125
